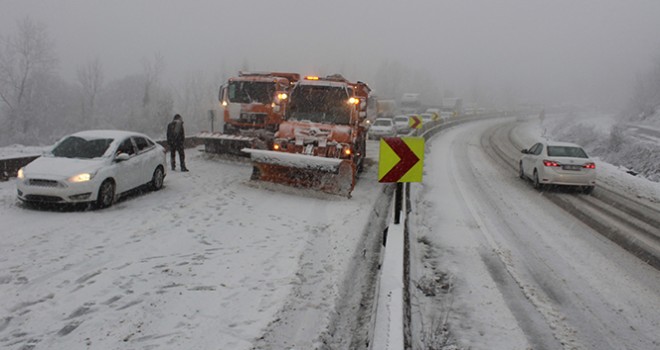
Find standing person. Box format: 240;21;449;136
167;114;188;172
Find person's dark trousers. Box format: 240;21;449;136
170;144;187;171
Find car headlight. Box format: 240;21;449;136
68;172;95;183
17;167;24;179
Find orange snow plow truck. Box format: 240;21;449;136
243;74;371;197
197;71;300;156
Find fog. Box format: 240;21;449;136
2;0;660;108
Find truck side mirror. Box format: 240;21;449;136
219;85;228;107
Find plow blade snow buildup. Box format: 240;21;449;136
244;149;356;197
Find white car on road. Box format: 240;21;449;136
368;118;397;139
17;130;167;208
519;141;596;193
393;115;412;134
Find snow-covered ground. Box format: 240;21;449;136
0;145;390;350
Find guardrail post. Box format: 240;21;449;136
394;182;403;224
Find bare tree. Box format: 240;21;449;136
76;57;104;128
173;70;217;134
0;17;57;138
141;53;165;108
133;53;173;135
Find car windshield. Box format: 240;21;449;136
287;85;352;125
373;119;392;126
227;81;275;104
51;136;114;159
394;117;408;123
547;146;588;158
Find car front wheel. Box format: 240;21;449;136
151;166;165;190
96;180;115;209
519;162;525;179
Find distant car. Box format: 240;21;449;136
519;141;596;193
368;118;397;139
393;115;412;134
440;111;453;120
419;113;436;124
16;130;167;208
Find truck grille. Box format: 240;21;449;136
239;113;267;124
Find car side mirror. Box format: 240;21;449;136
521;149;528;154
115;153;130;162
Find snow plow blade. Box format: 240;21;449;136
244;149;356;197
197;132;257;157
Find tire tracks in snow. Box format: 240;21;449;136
448;125;576;349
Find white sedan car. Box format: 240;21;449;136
519;141;596;193
17;130;167;208
393;115;412;134
368;118;397;139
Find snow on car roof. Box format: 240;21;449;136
70;130;150;140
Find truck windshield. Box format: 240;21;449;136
287;85;352;125
227;81;275;104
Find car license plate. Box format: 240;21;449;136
563;165;581;171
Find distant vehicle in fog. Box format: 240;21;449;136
519;141;596;193
368;118;397;139
400;93;421;114
419;113;436;124
393;115;413;134
376;99;397;118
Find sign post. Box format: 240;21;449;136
373;136;424;350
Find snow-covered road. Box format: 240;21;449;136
409;118;660;349
2;117;659;350
0;146;392;349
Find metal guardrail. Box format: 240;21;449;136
0;155;40;181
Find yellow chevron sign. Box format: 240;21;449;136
378;137;424;183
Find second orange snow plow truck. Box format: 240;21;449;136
244;74;371;197
197;72;300;156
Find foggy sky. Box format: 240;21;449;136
2;0;660;108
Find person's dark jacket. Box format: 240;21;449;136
167;116;185;147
